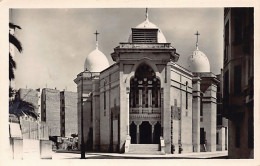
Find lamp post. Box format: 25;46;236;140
81;74;86;159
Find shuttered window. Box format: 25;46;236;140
132;28;158;43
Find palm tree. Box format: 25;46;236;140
9;98;38;119
9;23;22;98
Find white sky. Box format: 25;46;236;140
10;8;223;92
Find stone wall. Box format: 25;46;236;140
100;64;120;152
170;63;193;153
42;88;61;136
62;91;77;137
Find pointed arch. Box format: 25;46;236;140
125;58;163;88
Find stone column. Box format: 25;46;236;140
160;88;164;136
137;124;140;144
200;76;218;152
192;77;201;152
218;127;226;151
152;124;155;143
126;90;130;136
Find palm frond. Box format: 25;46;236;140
9;99;38;119
9;53;16;81
9;23;21;30
9;34;23;53
9;53;16;69
9;86;15;98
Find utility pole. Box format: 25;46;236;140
81;74;86;159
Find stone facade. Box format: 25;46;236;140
41;88;61;136
223;8;254;159
41;88;78;137
60;91;78;137
75;11;226;154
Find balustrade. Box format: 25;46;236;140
130;107;161;114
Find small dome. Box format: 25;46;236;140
128;19;167;43
187;48;210;72
84;46;109;72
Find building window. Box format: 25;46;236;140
234;10;243;44
132;28;158;43
224;20;229;62
130;64;160;108
186;81;188;109
224;70;229;107
234;65;242;95
235;124;240;148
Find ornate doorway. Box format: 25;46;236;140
140;121;152;144
129;63;162;144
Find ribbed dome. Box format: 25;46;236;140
84;45;109;72
128;18;167;43
187;47;210;73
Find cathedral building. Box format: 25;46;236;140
74;10;226;154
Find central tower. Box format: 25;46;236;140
111;9;180;153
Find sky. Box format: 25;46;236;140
10;8;224;92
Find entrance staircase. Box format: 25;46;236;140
127;144;162;154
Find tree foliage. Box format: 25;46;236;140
9;23;22;81
9;98;38;119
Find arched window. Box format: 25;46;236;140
130;64;160;108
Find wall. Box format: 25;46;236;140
170;63;193;153
99;64;120;152
223;8;254;159
62;91;77;137
75;74;94;150
20;117;49;140
42;88;61;136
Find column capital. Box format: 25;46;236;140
149;121;158;126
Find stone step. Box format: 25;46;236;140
128;144;161;154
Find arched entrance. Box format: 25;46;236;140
129;63;162;145
130;122;137;144
154;122;161;144
140;121;152;144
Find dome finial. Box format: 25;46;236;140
194;30;200;50
94;30;100;49
145;8;149;21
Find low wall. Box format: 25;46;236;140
40;140;52;159
10;138;53;159
23;139;40;159
10;138;23;159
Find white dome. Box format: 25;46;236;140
187;48;210;73
84;46;110;72
128;19;167;43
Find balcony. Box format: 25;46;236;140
130;107;161;121
119;43;171;49
130;107;161;114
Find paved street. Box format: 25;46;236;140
52;151;228;159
